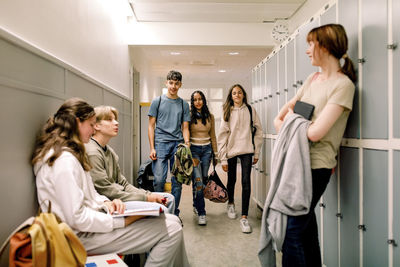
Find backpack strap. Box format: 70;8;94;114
181;98;184;125
155;96;162;123
0;217;35;258
246;104;255;149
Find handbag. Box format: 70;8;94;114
203;161;229;203
0;201;87;267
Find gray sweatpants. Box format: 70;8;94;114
78;214;189;267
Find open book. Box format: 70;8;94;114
112;203;163;217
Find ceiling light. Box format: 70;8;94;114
170;52;181;55
218;70;226;73
228;52;239;55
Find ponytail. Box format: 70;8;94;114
340;55;357;83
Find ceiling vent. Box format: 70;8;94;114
190;60;215;66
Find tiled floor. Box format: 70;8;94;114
179;164;263;267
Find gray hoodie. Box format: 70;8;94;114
258;113;312;266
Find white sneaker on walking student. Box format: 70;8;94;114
198;215;207;225
227;203;236;219
240;218;252;233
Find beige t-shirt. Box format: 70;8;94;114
296;72;355;169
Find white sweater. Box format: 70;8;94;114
34;150;124;233
217;104;263;165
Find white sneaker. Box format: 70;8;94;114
227;204;237;219
198;215;207;225
240;218;252;233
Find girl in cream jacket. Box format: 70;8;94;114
217;84;263;233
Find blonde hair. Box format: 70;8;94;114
94;106;118;122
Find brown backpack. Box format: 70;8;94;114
0;201;87;267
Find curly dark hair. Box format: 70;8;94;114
190;90;211;126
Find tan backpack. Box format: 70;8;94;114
0;201;87;267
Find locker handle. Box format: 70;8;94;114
387;43;398;50
358;225;366;231
387;239;398;247
268;94;272;98
276;91;280;95
319;203;325;208
284;88;288;92
297;80;303;85
292;83;297;88
259;170;264;173
264;97;268;100
335;213;343;219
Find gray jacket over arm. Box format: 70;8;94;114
258;113;312;267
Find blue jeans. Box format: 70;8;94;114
152;141;182;216
190;144;212;216
282;168;331;267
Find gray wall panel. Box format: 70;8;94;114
394;0;400;138
320;3;336;25
0;37;132;255
361;0;388;139
322;172;338;267
66;72;103;105
0;86;63;246
123;114;132;183
0;38;64;93
363;149;388;266
104;90;124;114
339;0;360;138
339;147;359;267
394;150;400;266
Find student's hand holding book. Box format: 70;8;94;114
105;199;125;215
147;193;168;206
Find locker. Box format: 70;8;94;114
278;49;286;111
320;3;336;25
338;0;360;138
394;0;400;138
363;149;388;267
295;19;319;86
322;171;338;267
394;150;400;266
286;40;296;101
339;147;360;267
361;0;388;139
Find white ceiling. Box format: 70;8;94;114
129;0;306;23
128;0;306;90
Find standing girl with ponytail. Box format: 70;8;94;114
273;24;356;266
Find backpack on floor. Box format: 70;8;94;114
0;201;87;267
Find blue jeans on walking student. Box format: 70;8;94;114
190;144;212;216
282;168;331;267
227;153;253;216
152;141;182;216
